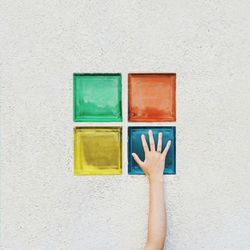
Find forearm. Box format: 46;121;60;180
146;176;166;249
131;131;170;250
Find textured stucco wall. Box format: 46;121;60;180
1;1;250;249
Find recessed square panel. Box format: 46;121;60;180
74;127;122;175
128;73;176;122
128;127;176;175
73;73;122;122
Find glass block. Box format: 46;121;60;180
128;127;176;175
73;73;122;122
74;127;122;175
128;73;176;122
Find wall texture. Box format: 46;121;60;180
1;1;250;249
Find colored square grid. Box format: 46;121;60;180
128;127;176;175
128;73;176;122
74;127;122;175
73;73;122;122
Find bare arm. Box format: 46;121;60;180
132;130;171;250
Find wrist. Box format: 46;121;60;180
148;175;164;184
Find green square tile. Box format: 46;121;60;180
73;73;122;122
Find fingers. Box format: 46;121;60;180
141;134;149;153
157;132;162;152
132;153;143;167
148;130;155;151
162;140;171;157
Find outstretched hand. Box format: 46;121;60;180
132;130;171;181
132;130;171;249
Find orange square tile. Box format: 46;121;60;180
128;73;176;122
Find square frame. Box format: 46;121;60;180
128;73;176;122
73;73;122;122
74;127;122;175
128;126;176;175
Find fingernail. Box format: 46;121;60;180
149;130;152;134
159;132;162;136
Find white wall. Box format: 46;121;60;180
1;1;250;249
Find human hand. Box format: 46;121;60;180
132;130;171;182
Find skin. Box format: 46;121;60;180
132;130;171;250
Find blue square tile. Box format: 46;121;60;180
128;127;176;175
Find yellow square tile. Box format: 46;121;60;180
74;127;122;175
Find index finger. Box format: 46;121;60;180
141;134;149;154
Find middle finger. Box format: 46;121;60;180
148;130;155;151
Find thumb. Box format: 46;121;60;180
132;153;143;167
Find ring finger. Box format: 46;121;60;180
157;132;162;152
